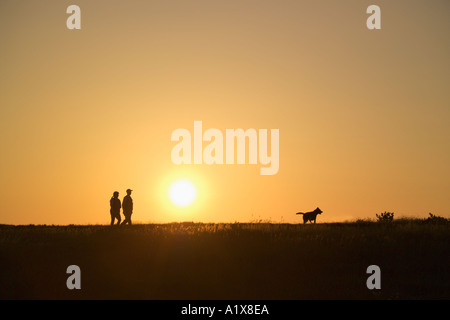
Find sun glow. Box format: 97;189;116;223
169;180;197;207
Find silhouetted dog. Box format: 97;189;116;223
296;207;322;224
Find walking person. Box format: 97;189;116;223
110;191;121;225
121;189;133;225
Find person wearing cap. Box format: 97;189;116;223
110;191;121;225
121;189;133;225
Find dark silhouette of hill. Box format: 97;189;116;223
0;220;449;299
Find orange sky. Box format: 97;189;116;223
1;1;449;224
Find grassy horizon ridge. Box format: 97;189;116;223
1;219;449;300
2;213;449;227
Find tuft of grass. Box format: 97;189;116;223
424;213;450;224
376;211;394;223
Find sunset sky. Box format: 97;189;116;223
1;0;449;225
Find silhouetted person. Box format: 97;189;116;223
110;191;121;225
121;189;133;225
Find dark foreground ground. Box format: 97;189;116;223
0;221;449;299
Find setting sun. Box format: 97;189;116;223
169;180;197;207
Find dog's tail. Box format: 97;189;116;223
296;212;304;215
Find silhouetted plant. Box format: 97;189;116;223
425;213;449;224
376;211;394;223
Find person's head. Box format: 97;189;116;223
126;189;132;195
113;191;119;198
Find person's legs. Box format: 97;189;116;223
121;215;130;225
